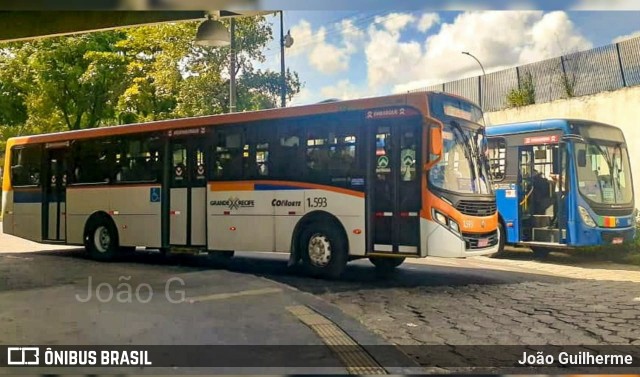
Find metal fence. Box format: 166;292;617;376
411;35;640;112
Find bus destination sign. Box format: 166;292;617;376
365;107;419;119
523;134;560;145
168;127;206;137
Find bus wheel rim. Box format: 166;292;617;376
94;226;111;253
308;233;331;267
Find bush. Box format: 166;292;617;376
506;72;535;108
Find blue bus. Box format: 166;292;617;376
486;119;636;258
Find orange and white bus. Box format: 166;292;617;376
2;92;498;278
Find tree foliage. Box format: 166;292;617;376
0;17;303;156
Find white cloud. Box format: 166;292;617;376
361;11;592;93
613;30;640;43
417;13;440;33
320;79;371;100
374;13;416;34
289;87;314;106
288;18;364;75
518;11;592;62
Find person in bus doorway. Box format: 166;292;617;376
531;169;552;215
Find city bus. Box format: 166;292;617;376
486;119;636;258
2;92;498;278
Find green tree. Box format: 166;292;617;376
30;32;129;130
0;16;303;157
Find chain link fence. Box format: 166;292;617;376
411;35;640;112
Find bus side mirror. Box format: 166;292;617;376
431;125;443;156
423;123;443;171
577;150;587;167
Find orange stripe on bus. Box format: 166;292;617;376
209;180;365;198
209;182;255;192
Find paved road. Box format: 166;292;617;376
1;224;417;374
2;222;640;373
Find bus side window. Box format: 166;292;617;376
71;139;114;184
274;121;303;181
213;130;243;180
10;146;42;186
487;138;506;181
115;135;162;183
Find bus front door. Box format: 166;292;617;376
519;143;563;244
168;139;207;248
43;147;68;242
369;122;421;255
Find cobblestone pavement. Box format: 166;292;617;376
319;279;640;346
271;255;640;372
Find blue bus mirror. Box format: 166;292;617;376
577;149;587;167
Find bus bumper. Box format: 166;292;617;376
570;223;636;247
423;219;499;257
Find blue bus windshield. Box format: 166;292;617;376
574;140;633;205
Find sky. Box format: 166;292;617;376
252;9;640;106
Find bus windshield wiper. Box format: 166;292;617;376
449;121;479;186
592;142;616;201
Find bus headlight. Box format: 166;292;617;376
449;220;460;235
433;210;448;226
433;210;461;235
578;206;597;228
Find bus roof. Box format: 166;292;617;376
5;91;477;147
486;118;620;137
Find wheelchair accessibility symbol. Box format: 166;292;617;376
150;187;161;203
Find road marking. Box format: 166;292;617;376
408;256;640;283
0;255;34;261
287;305;387;375
186;287;282;303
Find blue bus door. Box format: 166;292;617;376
518;143;564;244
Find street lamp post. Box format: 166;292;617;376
229;18;236;113
462;51;486;110
280;11;294;107
195;11;292;111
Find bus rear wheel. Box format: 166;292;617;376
369;257;405;272
84;216;119;261
299;222;348;279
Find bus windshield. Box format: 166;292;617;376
575;140;633;205
429;121;492;195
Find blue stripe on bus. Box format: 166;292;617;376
13;190;43;203
254;184;305;191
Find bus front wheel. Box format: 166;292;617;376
369;257;405;272
84;216;120;261
299;222;348;279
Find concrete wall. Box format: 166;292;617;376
485;86;640;207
